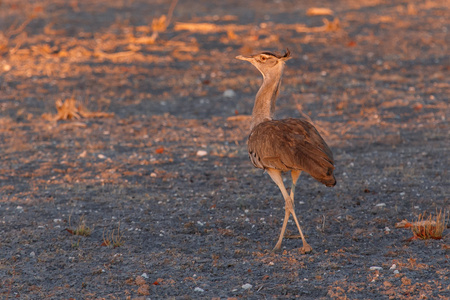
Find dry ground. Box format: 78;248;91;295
0;0;449;299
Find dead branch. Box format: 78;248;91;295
5;16;34;38
0;16;35;56
42;99;114;122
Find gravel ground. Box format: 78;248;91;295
0;0;449;299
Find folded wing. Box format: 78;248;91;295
248;118;336;186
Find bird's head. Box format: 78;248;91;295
236;49;291;78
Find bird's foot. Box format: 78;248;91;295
271;243;282;253
299;243;313;254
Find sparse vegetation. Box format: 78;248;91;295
42;98;114;121
102;223;125;248
72;238;81;248
66;215;92;237
411;210;447;240
395;210;448;241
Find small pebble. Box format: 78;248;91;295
390;264;396;270
194;287;204;292
196;150;208;157
242;283;252;290
98;154;107;159
393;270;399;274
370;266;382;271
375;203;386;207
30;252;35;257
223;89;236;98
141;273;149;278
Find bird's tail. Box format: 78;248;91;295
316;167;336;187
325;175;336;187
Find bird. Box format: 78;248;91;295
236;49;336;253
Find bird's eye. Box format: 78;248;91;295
260;56;267;61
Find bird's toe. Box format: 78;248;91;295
300;244;313;254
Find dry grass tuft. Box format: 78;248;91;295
411;210;447;240
147;0;178;43
66;215;92;237
0;16;35;56
102;223;125;248
396;210;447;240
151;15;168;33
42;98;114;121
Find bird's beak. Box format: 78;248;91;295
235;55;252;62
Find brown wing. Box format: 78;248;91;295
248;118;336;186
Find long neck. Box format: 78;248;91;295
250;64;284;130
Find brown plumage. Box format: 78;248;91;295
248;118;336;187
236;49;336;253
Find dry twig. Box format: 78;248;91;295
42;98;114;121
148;0;179;43
306;8;334;16
0;16;35;56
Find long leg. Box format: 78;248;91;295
285;170;302;239
266;168;312;253
290;170;302;202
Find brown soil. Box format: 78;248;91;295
1;0;449;299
